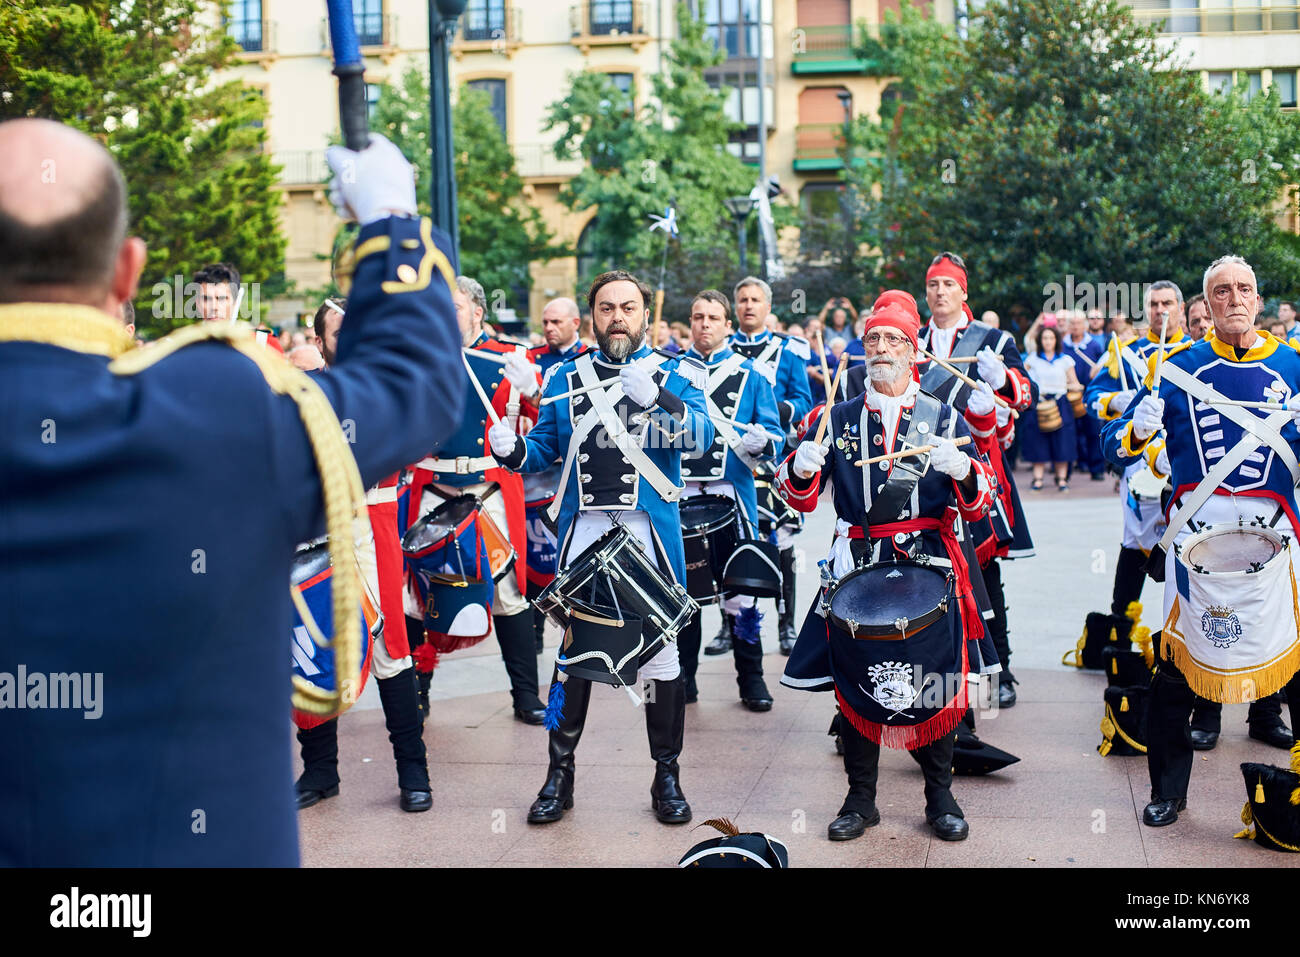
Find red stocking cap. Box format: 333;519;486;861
863;303;919;352
925;256;967;292
872;289;920;324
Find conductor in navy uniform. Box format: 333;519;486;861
0;118;463;866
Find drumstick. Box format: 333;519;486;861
919;348;1017;416
461;353;503;427
462;347;542;372
854;435;970;468
815;355;848;445
816;330;833;403
1153;311;1169;391
540;355;660;406
922;355;978;364
1200;397;1291;411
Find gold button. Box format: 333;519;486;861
400;238;421;250
396;263;418;283
477;438;484;446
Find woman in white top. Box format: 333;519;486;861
1020;324;1082;491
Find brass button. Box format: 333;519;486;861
477;438;483;446
396;263;418;283
400;238;421;250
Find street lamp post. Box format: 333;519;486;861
724;196;755;274
429;0;468;263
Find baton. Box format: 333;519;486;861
1152;311;1169;391
325;0;370;151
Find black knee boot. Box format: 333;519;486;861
981;560;1015;705
296;719;340;809
704;612;733;655
1111;546;1149;618
1146;660;1196;804
778;547;797;654
677;614;702;703
496;610;545;721
376;666;432;811
527;672;592;824
645;675;691;824
733;614;773;711
836;719;880;816
405;615;433;721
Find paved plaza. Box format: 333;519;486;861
299;472;1299;868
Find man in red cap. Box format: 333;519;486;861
921;252;1035;708
776;303;1000;842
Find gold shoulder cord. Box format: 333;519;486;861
110;323;367;716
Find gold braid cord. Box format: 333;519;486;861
110;322;367;716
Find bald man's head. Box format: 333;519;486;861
0;118;138;308
540;296;581;350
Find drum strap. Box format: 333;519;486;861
703;353;762;471
862;393;944;526
548;354;682;522
1154;362;1299;555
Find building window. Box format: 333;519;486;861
800;182;847;254
356;0;384;47
608;72;635;96
706;70;773;161
228;0;264;52
590;1;635;34
467;78;508;136
1244;70;1264;100
1207;71;1233;95
366;83;382;121
1275;69;1298;108
702;0;769;60
464;0;507;42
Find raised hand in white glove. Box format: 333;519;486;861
488;420;517;459
975;347;1007;390
752;359;777;385
620;364;660;409
503;353;539;399
1106;389;1137;416
966;381;996;417
793;440;827;480
1131;395;1165;441
1155;448;1170;476
325;132;417;226
927;436;972;481
741;423;771;455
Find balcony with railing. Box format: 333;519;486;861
513;143;584;181
1129;4;1300;34
569;2;651;53
793;123;845;171
319;13;398;56
790;24;875;75
454;5;523;57
274;150;330;187
231;18;277;63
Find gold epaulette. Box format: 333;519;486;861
0;303;135;357
110;323;367;717
1142;338;1194;388
333;217;455;298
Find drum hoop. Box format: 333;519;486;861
1177;523;1288;576
680;495;740;536
825;561;954;638
402;495;480;556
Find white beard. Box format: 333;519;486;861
868;356;909;384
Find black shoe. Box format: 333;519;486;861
779;635;795;656
928;813;969;841
1189;728;1219;751
514;706;546;725
400;788;432;813
704;635;732;655
742;694;773;712
527;787;573;824
828;809;879;840
296;784;338;810
998;679;1017;708
1142;797;1186;827
1248;722;1295;750
739;674;774;712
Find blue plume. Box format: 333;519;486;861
543;679;566;731
735;605;763;644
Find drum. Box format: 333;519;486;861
818;560;968;748
536;524;698;684
290;539;378;730
1068;389;1086;419
1168;521;1300;703
1127;465;1169;501
754;465;801;540
523;466;562;590
1036;397;1063;432
679;494;741;603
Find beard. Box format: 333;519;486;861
868;355;910;384
596;319;645;361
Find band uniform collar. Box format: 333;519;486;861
687;344;730;364
470;331;490;349
1207;330;1276;363
0;302;135;358
732;328;771;345
594;343;652;367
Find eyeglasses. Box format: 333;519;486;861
863;332;908;347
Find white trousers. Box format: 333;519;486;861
352;525;412;680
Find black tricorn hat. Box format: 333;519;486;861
1237;758;1300;852
678;818;790;868
952;727;1021;776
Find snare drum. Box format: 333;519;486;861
754;465;801;540
536;524;698;684
1036;398;1063;432
819;561;968;749
523;466;562;589
679;494;741;603
290;540;379;729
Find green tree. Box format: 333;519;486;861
844;0;1300;315
0;1;288;335
544;1;754;315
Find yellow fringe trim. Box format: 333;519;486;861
110;323;367;717
0;302;135;357
1163;590;1300;703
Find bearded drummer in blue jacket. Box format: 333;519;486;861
675;289;784;710
1100;255;1300;830
489;269;713;827
775;304;998;844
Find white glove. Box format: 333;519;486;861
1106;389;1137;416
1155;448;1170;476
488;420;517;459
975;347;1007;390
325;132;417;225
1287;394;1300;426
996;401;1011;429
620;364;659;408
1131;395;1165;441
927;437;972;481
966;381;996;417
752;359;777;385
741;423;770;455
503;353;539;399
793;440;827;480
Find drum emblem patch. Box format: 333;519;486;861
1201;604;1243;648
864;661;921;714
